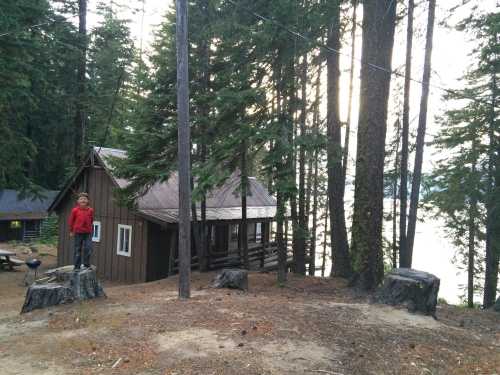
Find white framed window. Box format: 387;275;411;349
117;224;132;257
92;221;101;242
255;222;262;242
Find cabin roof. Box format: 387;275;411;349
0;189;59;221
51;147;277;223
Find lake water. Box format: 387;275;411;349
311;214;466;305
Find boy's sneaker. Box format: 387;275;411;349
82;264;91;270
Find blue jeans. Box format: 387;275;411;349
74;233;92;268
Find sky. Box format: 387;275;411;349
85;0;497;303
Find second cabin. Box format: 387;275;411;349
49;147;281;283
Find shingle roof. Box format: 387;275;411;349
0;190;59;221
96;147;277;223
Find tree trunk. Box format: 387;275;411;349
176;0;191;299
399;0;415;268
190;175;201;261
277;191;287;283
350;0;397;290
308;61;322;276
483;50;499;308
467;140;478;308
392;119;401;269
406;0;436;264
275;65;289;284
73;0;87;164
296;53;308;275
327;0;352;278
286;56;299;274
321;197;329;278
198;0;210;272
241;140;249;269
342;0;358;182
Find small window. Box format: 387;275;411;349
10;221;21;229
255;222;262;242
231;224;239;241
117;224;132;257
92;221;101;242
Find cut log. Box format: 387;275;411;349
21;266;105;314
212;269;248;290
375;268;440;315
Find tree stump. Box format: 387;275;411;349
21;266;105;314
375;268;440;315
212;269;248;290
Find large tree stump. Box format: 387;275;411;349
375;268;440;315
212;269;248;290
21;266;105;314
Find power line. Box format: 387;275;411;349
226;0;498;109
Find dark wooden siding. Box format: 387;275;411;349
56;164;148;283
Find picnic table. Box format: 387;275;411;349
0;249;23;270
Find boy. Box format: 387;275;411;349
69;192;94;271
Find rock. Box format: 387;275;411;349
21;266;105;314
212;269;248;290
494;297;500;312
375;268;440;315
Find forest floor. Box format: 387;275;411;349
0;242;499;375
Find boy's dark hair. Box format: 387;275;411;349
77;192;89;199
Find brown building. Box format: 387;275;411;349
0;189;58;242
49;147;277;283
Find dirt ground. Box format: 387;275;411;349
0;243;499;375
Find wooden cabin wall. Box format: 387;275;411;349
57;165;148;283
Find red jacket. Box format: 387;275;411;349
69;206;94;234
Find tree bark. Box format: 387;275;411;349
399;0;415;268
308;61;322;276
467;139;478;308
176;0;191;299
198;0;210;272
483;46;499;308
241;140;249;269
350;0;397;290
407;0;436;264
327;0;352;278
342;0;358;182
74;0;87;164
392;119;401;269
321;197;329;278
296;53;308;275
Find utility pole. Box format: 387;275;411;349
176;0;191;299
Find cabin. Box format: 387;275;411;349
0;190;58;242
49;147;279;283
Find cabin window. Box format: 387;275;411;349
255;222;262;242
230;224;239;241
92;221;101;242
117;224;132;257
10;221;21;229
